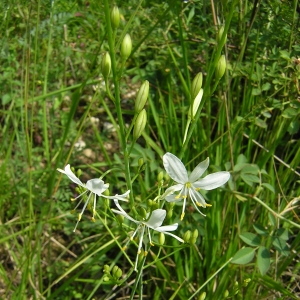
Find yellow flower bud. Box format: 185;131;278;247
101;52;111;79
133;109;147;140
191;72;203;100
135;80;149;113
215;55;226;80
111;6;120;30
121;33;132;60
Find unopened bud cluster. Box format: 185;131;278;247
183;229;198;244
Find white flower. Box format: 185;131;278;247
111;199;183;271
163;152;230;220
57;164;130;232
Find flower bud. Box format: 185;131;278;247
167;209;173;220
215;55;226;80
135;80;149;113
112;265;122;279
103;264;110;274
183;230;191;243
188;88;203;120
147;199;153;207
116;214;124;224
111;6;120;30
76;168;82;177
133;109;147;140
192;229;198;239
159;232;165;245
139;207;147;219
138;157;144;167
103;275;110;282
224;290;229;298
121;34;132;60
217;26;227;44
101;52;111;79
198;292;206;300
157;171;164;182
191;72;203;100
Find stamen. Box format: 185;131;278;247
180;212;185;220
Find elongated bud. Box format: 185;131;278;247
191;72;203;100
192;229;199;239
167;209;173;219
112;266;122;279
103;265;110;274
135;80;149;113
117;214;124;224
101;52;111;79
121;34;132;60
183;230;191;243
157;171;164;182
217;26;227;44
159;232;165;245
133;109;147;140
111;6;120;30
139;207;147;219
215;55;226;80
188;88;203;120
198;292;206;300
224;290;229;298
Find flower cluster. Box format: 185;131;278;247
58;153;230;270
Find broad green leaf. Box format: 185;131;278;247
240;232;261;246
262;83;271;91
252;88;261;96
279;50;290;60
282;107;298;118
255;118;267;128
241;164;259;174
275;228;289;241
241;173;260;186
253;224;269;236
288;120;299;135
261;183;275;193
257;246;270;275
272;237;290;256
231;247;256;265
236;154;248;165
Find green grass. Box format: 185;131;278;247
1;0;300;299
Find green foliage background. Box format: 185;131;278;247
0;0;299;299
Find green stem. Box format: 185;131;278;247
103;0;133;205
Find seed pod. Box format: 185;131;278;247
111;6;120;30
121;34;132;60
133;109;147;140
135;80;149;113
191;72;203;100
215;55;226;80
101;52;111;79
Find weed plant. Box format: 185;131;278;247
0;0;300;299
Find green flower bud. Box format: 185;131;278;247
152;202;159;210
188;88;203;120
112;266;122;279
157;171;164;182
101;52;111;79
183;230;191;243
103;189;110;196
224;290;229;298
135;80;149;113
138;157;144;167
192;229;199;239
103;265;110;274
217;26;227;44
76;168;82;177
139;207;147;219
111;6;120;30
133;109;147;140
169;202;175;209
191;72;203;100
167;209;173;220
243;278;251;287
103;275;110;282
121;34;132;60
159;232;165;245
147;199;153;207
198;292;206;300
190;238;197;245
117;214;124;224
215;55;226;80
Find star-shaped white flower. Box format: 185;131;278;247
162;152;230;220
111;199;183;271
57;164;130;232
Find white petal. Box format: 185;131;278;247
161;184;184;199
57;164;84;187
156;224;178;232
193;172;230;190
188;157;209;183
86;179;109;195
111;200;138;224
163;153;188;184
104;190;130;201
145;209;166;229
160;231;184;243
165;194;183;203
